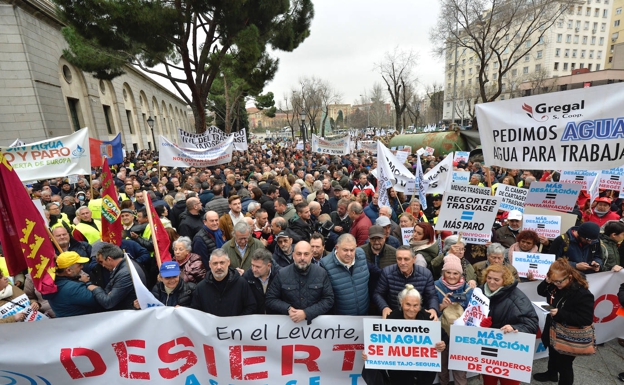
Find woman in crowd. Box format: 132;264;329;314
504;229;540;262
134;261;196;308
392;212;416;240
534;258;594;385
474;243;520;285
0;270;30;323
362;284;446;385
480;264;539;385
432;235;476;284
409;222;439;269
172;237;207;284
600;220;624;271
406;199;429;222
155;205;173;229
435;255;473;385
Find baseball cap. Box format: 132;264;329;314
56;251;90;269
507;210;523;221
594;196;612;204
333;185;343;191
276;231;291;240
120;208;134;214
368;225;385;238
160;261;181;278
375;216;391;227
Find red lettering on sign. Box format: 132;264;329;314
157;337;198;379
111;339;150;380
281;345;321;375
594;294;620;323
333;344;363;371
229;345;268;380
202;344;218;376
59;347;107;379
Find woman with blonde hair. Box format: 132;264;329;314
392;212;416;240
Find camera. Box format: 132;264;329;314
450;293;467;302
317;220;335;237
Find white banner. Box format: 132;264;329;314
376;142;394;207
177;127;248;151
401;227;414;245
159;135;233;168
448;325;535;383
449;183;492;197
127;255;163;310
311;134;350;156
0;293;47;322
9;138;26;147
435;192;501;245
476;82;624;170
0;127;91;182
363;319;442;371
415;155;428;210
558;170;600;190
423;153;453;194
452;171;470;184
511;252;556;280
589;171;601;206
599;166;624;192
522;214;562;239
372;143;416;193
454;288;489;327
495;184;528;213
524;182;582;212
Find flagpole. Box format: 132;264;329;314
46;227;63;254
143;193;163;268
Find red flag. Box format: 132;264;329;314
100;158;122;245
0;154;57;294
89;138;105;167
145;193;172;264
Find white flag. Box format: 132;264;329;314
589;171;601;206
127;255;164;309
376;141;394;207
415;155;428;210
423;153;453;194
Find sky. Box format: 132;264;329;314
265;0;445;106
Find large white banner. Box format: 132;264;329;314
423;153;453;194
435;192;501;244
159;135;233;168
311;134;350;155
376;141;394;207
177;127;248;151
372;143;416;193
0;127;91;182
476;82;624;170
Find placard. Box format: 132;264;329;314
363;318;442;372
558;170;600;190
524;182;582;212
523;206;577;236
448;325;536;383
453;151;470;166
435;192;501;245
511;252;556;280
395;151;408;164
401;227;414;245
495;184;528;213
0;294;47;322
452;171;470;184
311;134;350;156
454;287;489;327
522;214;562;238
449;183;491;196
599;167;624;192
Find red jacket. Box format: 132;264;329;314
350;213;373;246
582;210;621;228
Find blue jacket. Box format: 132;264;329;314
373;264;439;314
363;203;380;224
121;239;151;266
434;279;473;310
320;249;370;315
91;258;140;311
550;227;603;273
43;276;102;317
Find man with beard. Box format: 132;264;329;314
51;226;94;273
242;249;280;314
191;249;256;316
273;231;294;267
495;209;523;248
266;241;334;324
289;203;316;243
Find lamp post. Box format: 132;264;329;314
300;111;307;154
147;116;155;151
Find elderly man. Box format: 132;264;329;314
218;195;245;241
495;209;523;248
373;245;439;320
222;222;265;271
193;211;224;268
473;243;520;285
330;198;352;235
246;201;261;219
72;206;102;244
178;197;205;239
191;249;256;316
273;230;295;267
51;226;94;272
242;249;280;314
309;201;322;221
320;234;369;315
266;241;334;324
348;202;372;246
375;216;401;248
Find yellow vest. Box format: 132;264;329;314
491;183;499;195
75;220;102;244
517;180;524;188
50;213;73;231
88;198;103;220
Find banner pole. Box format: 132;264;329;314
46;227;64;254
143;193;163;268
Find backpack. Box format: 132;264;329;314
435;285;468;335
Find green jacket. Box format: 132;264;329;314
600;234;621;271
222;237;266;271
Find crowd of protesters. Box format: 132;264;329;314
1;139;624;385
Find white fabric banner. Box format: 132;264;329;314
376;141;394;207
9;138;26;147
524;182;582;212
415;155;428;210
0;127;91;182
423;153;453;194
311;134;350;155
476;82;624;170
159;135;233;168
177;127;248;151
372;143;416;193
495;184;528;213
127;255;163;310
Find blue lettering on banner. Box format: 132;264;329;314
561;117;624;141
454;335;530;352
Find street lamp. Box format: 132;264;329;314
147;116;155;151
300;111;307;154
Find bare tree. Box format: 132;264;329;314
280;91;303;141
299;77;323;135
368;83;390;128
318;81;341;137
376;48;418;130
430;0;576;117
526;68;559;95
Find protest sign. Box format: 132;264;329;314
449;183;492;197
524;182;582;212
599;166;624;192
394;150;408;164
522;214;562;238
0;127;90;182
448;325;536;383
523;206;577;236
452;171;470;184
416;148;426;156
425;146;435;156
0;294;47;322
372;143;416;193
360;141;376;153
495;184;528;213
476;82;624;171
376;141;394;207
453;151;470;166
558;170;600;190
311;134;350;156
423;153;453;194
363;319;441;372
511;252;556;280
159;135;233;168
454;288;489;327
401;227;414;245
177;127;247;151
435;192;501;244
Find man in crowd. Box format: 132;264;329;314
351;173;375;202
73;206;101;244
364;193;380;224
222;222;265;271
252;208;274;246
375;216;401;248
242;249;280;314
330;198;352;236
218;195;245;241
495;209;523;248
178;197;205;239
52;226;94;272
289;202;315;243
273;230;295;267
191;249;256;316
266;241;334;324
348;202;372;246
310;233;328;263
274;197;296;222
192;211;223;268
204;184;229;217
550;222;603;274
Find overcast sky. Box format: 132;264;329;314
266;0;445;106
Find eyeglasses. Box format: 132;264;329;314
552;276;569;285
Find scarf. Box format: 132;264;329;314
441;276;465;291
410;239;434;252
508;242;538;255
483;284;504;298
206;228;225;248
0;284;13;300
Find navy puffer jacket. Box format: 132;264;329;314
373;264;439;314
320;248;370;315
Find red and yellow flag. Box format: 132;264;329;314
0;153;57;294
144;193;172;266
100;158;122;245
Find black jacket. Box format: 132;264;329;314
537;280;594;346
151;279;196;307
242;262;280;314
289;218;315;243
258;195;276;220
482;280;538;334
178;210;205;239
169;200;187;229
191;268;256;316
265;263;334;324
192;227;218;269
330;211;352;235
273;245;294;268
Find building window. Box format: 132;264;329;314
103;105;114;135
584;21;590;30
571;63;576;70
468;79;472;84
604;9;608;17
537;50;543;59
524;55;530;61
572;49;577;57
554;62;560;70
447;102;450;108
588;63;593;70
512;69;518;76
582;36;588;44
590;50;594;58
616;20;621;27
565;49;570;57
501;95;505;101
580;63;585;68
586;7;592;16
538;36;544;45
574;35;579;43
535;64;542;71
567;20;573;28
556;48;561;56
601;22;606;31
581;50;586;58
595;8;600;17
523;66;529;74
596;64;601;70
493;73;497;80
566;34;572;43
563;63;569;70
525;40;531;47
591;36;596;44
609;56;613;63
617;7;622;15
598;50;603;59
126;110;134;134
557;33;563;42
67;98;82;132
613;32;620;40
557;19;564;28
600;37;604;45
